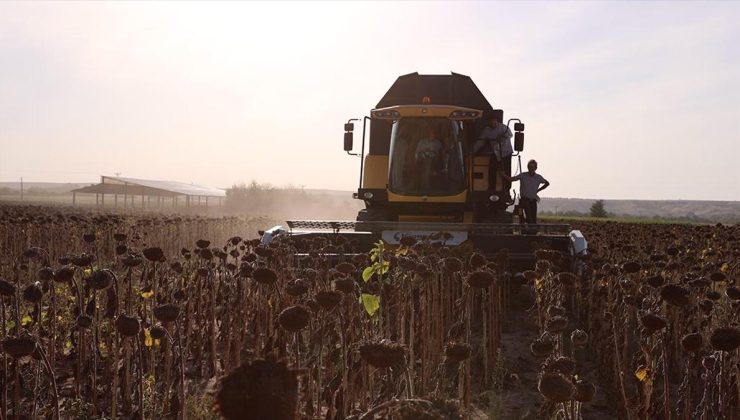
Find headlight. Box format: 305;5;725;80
371;110;400;119
489;195;499;202
363;192;374;199
450;110;481;119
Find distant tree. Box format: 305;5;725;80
589;200;608;218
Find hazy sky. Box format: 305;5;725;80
1;1;738;200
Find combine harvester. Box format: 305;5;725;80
262;73;586;270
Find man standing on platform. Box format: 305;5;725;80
505;159;550;225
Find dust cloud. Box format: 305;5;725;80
223;183;363;221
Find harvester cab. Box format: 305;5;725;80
263;72;586;270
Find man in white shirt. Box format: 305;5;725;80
415;129;443;161
474;116;513;192
505;159;550;225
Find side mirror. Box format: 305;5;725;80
514;122;525;132
344;131;354;151
514;132;524;151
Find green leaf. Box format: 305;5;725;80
369;241;385;262
362;266;375;282
360;294;380;317
21;315;33;326
378;260;389;275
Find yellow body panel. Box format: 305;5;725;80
472;155;490;191
362;155;389;189
471;155;502;191
387;190;467;203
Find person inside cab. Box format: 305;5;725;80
414;127;445;192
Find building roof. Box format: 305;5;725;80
72;175;226;197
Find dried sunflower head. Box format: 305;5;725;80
252;268;278;285
359;341;405;369
639;313;668;333
153;304;181;323
709;327;740;352
2;336;37;358
538;372;575;403
214;358;298;420
22;283;43;303
278;306;311;332
315;291;342;311
444;342;471;363
467;270;495;289
681;333;703;353
113;313;139;336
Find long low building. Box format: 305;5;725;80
71;175;226;207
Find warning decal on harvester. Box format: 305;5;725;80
381;230;468;246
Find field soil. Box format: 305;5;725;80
496;285;618;419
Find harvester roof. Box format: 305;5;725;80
376;72;493;111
